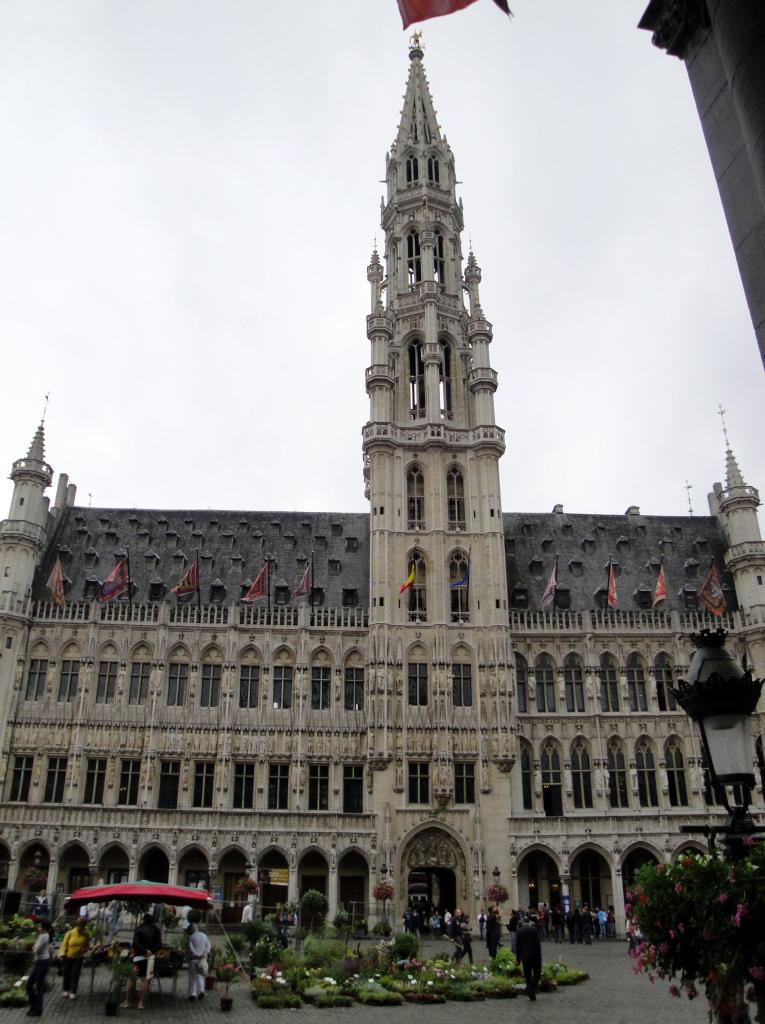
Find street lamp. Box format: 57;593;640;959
492;866;500;884
672;629;763;857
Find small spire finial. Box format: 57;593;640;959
409;30;423;50
684;480;694;516
41;391;50;425
88;492;93;508
718;403;730;448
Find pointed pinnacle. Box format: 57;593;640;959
26;423;46;462
725;447;746;490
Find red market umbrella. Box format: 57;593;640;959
65;880;213;912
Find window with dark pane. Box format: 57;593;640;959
57;660;80;702
239;664;260;708
408;661;428;706
344;666;364;710
10;755;33;802
408;761;429;804
636;741;659;807
607;740;629;808
564;654;585;712
627;654;648;712
44;756;67;803
193;761;215;808
571;739;593;808
311;664;331;710
308;764;329;811
599;654;619;712
515;653;528;713
535;654;556;712
452;662;472;707
268;763;289;810
25;659;47;701
454;762;475;804
200;663;221;708
118;759;141;806
167;662;188;706
233;762;255;810
273;665;293;709
129;662;150;705
84;758;106;805
158;761;180;809
96;661;117;704
343;764;364;813
541;742;563;817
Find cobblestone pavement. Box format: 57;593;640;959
19;940;710;1023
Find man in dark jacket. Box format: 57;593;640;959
485;906;501;959
515;914;542;1000
123;914;163;1010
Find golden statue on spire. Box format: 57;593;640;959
409;30;423;49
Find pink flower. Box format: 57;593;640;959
624;903;632;914
674;883;683;894
718;893;728;904
731;903;748;928
669;985;681;998
749;967;765;982
742;836;754;847
657;864;665;874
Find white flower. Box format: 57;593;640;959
427;980;433;986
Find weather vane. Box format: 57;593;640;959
717;403;730;448
684;480;694;517
41;391;50;425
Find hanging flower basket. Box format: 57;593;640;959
233;877;260;899
372;882;395;902
486;884;509;905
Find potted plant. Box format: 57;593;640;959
300;889;329;933
205;945;221;991
106;953;134;1016
372;881;395;926
216;962;242;1012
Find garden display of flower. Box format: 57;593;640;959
629;843;765;1016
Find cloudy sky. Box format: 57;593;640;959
1;1;762;523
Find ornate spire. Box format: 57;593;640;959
725;446;746;491
395;36;442;148
26;422;46;463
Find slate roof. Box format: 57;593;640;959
35;505;736;614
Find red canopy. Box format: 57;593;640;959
65;881;213;911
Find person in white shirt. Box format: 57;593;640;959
187;924;211;1001
241;902;254;925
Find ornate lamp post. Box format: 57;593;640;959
673;629;763;859
492;866;501;885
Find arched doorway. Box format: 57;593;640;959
400;827;467;915
258;849;289;918
622;847;659;893
58;843;91;895
98;844;129;885
570;849;612;909
298;850;328;900
178;846;210;890
18;844;50;896
138;846;169;883
219;848;248;926
0;841;11;893
338;851;368;928
517;849;560;909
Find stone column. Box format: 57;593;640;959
611;865;626;937
327;866;339;922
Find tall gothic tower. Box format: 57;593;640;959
363;39;514;907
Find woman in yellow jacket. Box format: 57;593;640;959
60;918;90;999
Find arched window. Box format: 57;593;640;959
535;654;556;712
515;652;528;713
406;230;422;285
406;465;425;530
239;647;261;709
451;647;472;707
571;738;593;808
564;653;585;712
439;340;452;418
200;648;222;708
655;653;677;712
446;466;465;530
599;653;619;712
607;738;629;808
627;653;648;712
433;231;446;285
541;741;563;817
167;646;190;707
665;738;688;807
129;645;151;706
427;155;440;184
407;550;427;623
449;551;469;623
344;651;364;711
405;154;419;184
311;649;332;710
57;648;81;703
636;739;659;807
408;340;425;418
520;742;534;810
272;647;294;710
408;646;428;706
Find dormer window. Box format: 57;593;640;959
148;580;165;602
406;230;422;286
209;580;226;603
427;155;440;184
274;585;290;606
405;154;419;184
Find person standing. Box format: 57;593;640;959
515;914;542;1001
478;909;487;940
187;923;211;1001
123;913;162;1010
485;906;500;960
506;908;519;954
26;920;51;1016
60;917;90;1000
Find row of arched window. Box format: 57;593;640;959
401;549;470;623
405;230;446;287
22;644;367;713
407;338;453;419
514;651;678;714
406;463;465;529
404;153;440;186
518;735;692;815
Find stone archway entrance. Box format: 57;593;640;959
401;827;468;916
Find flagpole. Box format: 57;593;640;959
607;554;612;612
266;558;271;620
196;547;201;615
125;548;133;615
310;549;315;622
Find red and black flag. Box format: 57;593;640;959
46;556;65;608
397;0;511;29
606;556;617;609
242;563;268;603
652;559;668;609
293;562;311;599
699;561;726;617
171;559;199;603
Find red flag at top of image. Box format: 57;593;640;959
99;559;129;603
242;563;267;603
606;559;617;608
292;564;311;599
46;557;65;608
652;563;668;609
397;0;511;29
699;562;726;617
171;559;199;603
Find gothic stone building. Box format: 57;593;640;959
1;42;764;931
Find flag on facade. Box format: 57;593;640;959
293;563;311;599
699;561;726;617
449;551;471;588
540;556;558;610
606;557;617;608
652;560;667;609
400;563;416;593
242;563;268;603
99;559;129;603
397;0;511;29
46;557;65;607
171;559;199;603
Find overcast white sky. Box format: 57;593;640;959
1;1;762;522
